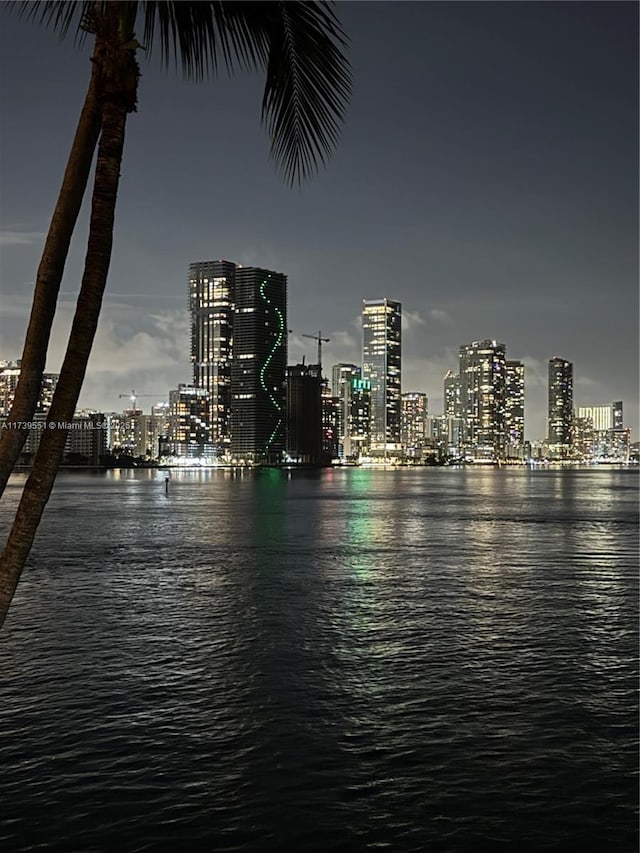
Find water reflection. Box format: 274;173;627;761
1;466;637;852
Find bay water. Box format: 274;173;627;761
0;467;637;852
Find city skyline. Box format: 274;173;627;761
0;3;637;441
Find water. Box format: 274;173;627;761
0;467;637;852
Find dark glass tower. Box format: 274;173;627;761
230;267;287;463
286;362;323;464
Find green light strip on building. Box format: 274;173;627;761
258;276;285;449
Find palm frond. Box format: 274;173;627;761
15;0;93;43
258;1;351;185
13;0;351;184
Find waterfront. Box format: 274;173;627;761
0;467;637;852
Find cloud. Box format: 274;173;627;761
236;245;285;273
1;297;189;412
428;308;452;324
0;230;44;247
329;329;357;350
402;309;426;332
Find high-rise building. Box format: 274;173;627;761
331;363;361;457
401;392;428;458
167;384;211;458
443;369;462;419
0;360;58;417
576;403;623;432
576;401;628;462
362;298;402;451
458;340;507;461
189;260;236;452
505;360;525;457
547;357;573;458
286;362;323;465
612;401;623;429
139;403;171;459
230;267;287;464
427;414;464;461
321;380;341;462
343;377;371;460
19;412;107;466
331;363;360;398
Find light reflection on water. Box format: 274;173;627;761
0;466;638;853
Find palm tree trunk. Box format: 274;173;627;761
0;32;139;628
0;52;103;499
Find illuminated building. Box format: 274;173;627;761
576;401;629;462
343;377;371;460
139;403;171;459
0;359;58;417
167;384;211;458
547;357;573;459
612;401;623;429
108;408;143;453
230;267;287;464
505;360;525;458
13;412;107;466
331;363;361;457
441;370;464;457
443;369;462;419
362;298;402;452
577;403;620;432
321;380;341;461
458;340;507;462
427;414;464;461
189;260;236;453
572;416;595;461
401;392;428;459
62;413;108;464
286;362;323;464
331;363;360;397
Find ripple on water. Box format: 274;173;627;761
0;468;638;852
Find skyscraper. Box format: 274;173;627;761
189;259;236;452
0;360;58;418
458;340;507;461
286;362;323;465
343;377;371;460
505;360;525;456
230;267;287;464
547;357;573;458
167;384;211;458
401;392;428;458
331;363;360;457
443;369;462;418
362;298;402;451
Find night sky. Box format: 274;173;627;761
0;1;637;441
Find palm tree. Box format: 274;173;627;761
0;0;350;627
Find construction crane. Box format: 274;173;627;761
118;390;163;411
302;331;330;368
